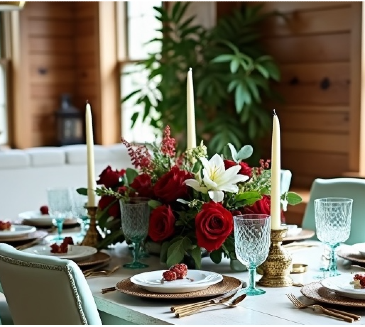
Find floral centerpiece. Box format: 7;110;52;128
86;126;302;269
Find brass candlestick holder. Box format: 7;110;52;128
80;206;102;248
257;227;293;287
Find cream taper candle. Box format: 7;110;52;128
187;68;196;149
85;102;96;207
270;109;281;230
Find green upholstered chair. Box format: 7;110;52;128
281;169;292;194
301;177;365;245
0;243;102;325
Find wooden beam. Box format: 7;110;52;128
97;2;120;145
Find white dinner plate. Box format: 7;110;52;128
18;211;78;227
352;243;365;257
321;275;365;300
285;225;303;237
0;225;36;239
130;270;223;293
22;244;97;262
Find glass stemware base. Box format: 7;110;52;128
123;240;148;269
52;218;65;241
245;266;265;296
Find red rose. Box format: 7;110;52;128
130;173;154;198
98;195;120;218
224;159;252;178
153;166;193;203
195;202;233;252
148;205;175;242
97;166;126;188
243;195;285;222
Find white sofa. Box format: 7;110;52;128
0;143;293;221
0;144;133;220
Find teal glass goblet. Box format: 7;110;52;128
69;187;88;239
119;197;150;269
315;197;353;277
234;214;271;296
47;187;72;242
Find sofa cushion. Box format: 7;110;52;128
64;145;110;165
107;144;133;168
25;147;65;167
0;150;29;169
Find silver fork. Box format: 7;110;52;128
174;293;247;318
286;293;360;323
84;265;121;277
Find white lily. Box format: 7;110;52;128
185;154;249;203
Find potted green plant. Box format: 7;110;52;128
123;2;281;162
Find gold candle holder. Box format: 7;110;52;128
80;206;103;247
257;227;293;287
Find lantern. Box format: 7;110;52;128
55;94;84;146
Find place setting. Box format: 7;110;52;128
0;219;48;248
289;197;364;322
18;208;79;229
112;268;242;300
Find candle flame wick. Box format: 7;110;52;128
189;67;192;72
86;99;89;104
273;109;277;116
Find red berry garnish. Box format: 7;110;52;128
40;205;49;215
162;270;177;281
0;221;11;231
169;263;188;279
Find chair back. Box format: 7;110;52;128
281;169;292;194
302;177;365;245
0;243;101;325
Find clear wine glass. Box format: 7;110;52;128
69;187;88;238
47;187;72;242
314;197;353;277
234;214;271;296
119;197;150;269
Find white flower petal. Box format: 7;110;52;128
185;179;208;194
218;184;239;193
184;179;201;190
202;170;218;189
208;190;224;203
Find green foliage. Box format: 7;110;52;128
123;2;281;159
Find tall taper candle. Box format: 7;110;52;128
85;102;96;207
271;109;281;230
187;68;196;149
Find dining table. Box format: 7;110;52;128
85;241;365;325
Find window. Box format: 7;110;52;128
117;1;162;144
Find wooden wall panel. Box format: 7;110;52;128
279;111;349;133
284;151;348;188
252;2;360;194
263;6;352;36
259;2;349;13
263;34;350;64
28;37;74;54
13;1;101;147
30;98;61;115
28;20;74;37
73;2;99;133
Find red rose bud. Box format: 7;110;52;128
244;195;285;222
195;201;233;252
148;205;175;242
224;159;252;178
40;205;49;215
97;165;126;188
98;195;121;218
130;173;154;198
153;166;193;203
